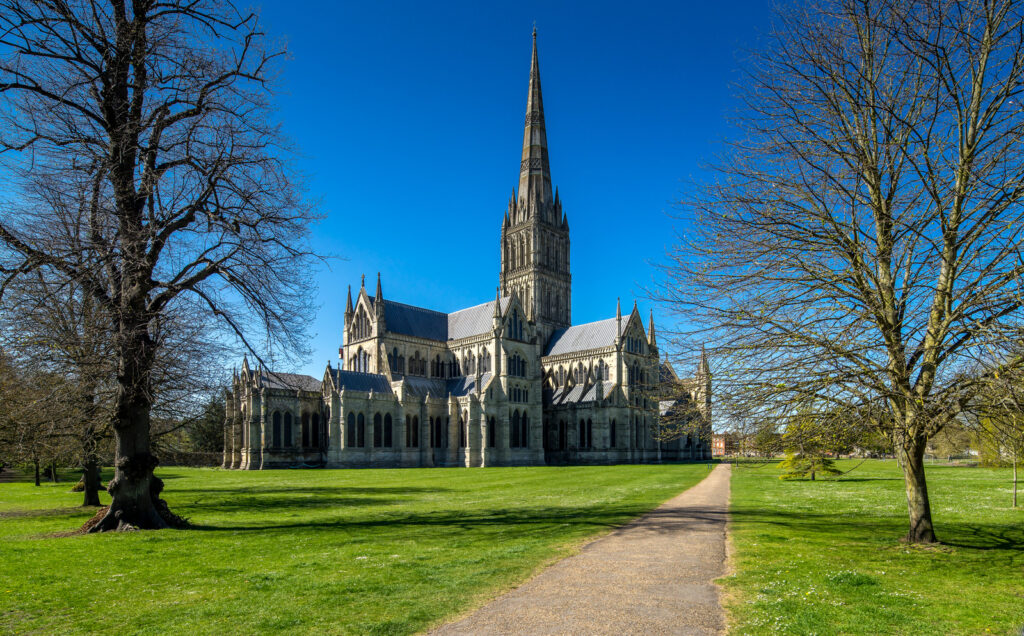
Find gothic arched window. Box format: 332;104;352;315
373;413;382;447
284;412;293;447
407;415;419;447
272;411;282;447
347;413;355;447
384;414;393;447
511;410;521;448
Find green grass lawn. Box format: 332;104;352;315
723;459;1024;635
0;463;710;635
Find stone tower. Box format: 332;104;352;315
499;30;571;346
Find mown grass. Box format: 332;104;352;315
0;463;710;635
723;459;1024;635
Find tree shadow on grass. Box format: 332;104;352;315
170;485;450;496
175;495;403;514
187;503;656;536
727;506;1024;556
826;477;904;483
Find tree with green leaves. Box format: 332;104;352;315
779;414;842;481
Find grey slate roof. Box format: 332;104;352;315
400;372;492;398
373;296;511;342
378;298;447;341
327;368;393;394
544;380;614;406
544;317;623;356
446;372;492;396
448;299;510;340
400;376;446;399
261;372;322;392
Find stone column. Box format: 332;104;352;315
500;407;510;466
328;391;342;466
231;413;243;469
221;391;233;469
447;399;460;466
257;398;268;470
468;406;483;467
480;415;490;467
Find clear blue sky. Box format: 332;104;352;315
256;0;775;377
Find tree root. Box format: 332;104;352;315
81;497;189;533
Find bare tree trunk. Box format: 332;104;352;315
898;440;937;543
33;458;39;486
49;460;57;483
80;393;102;507
1014;455;1018;508
88;327;179;531
81;458;101;507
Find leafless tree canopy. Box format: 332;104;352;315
659;0;1024;542
0;0;320;530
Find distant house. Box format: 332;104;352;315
712;433;742;457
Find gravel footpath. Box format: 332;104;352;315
430;463;732;636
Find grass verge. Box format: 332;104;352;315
722;459;1024;635
0;463;710;635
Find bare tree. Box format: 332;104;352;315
1;273;115;504
659;0;1024;542
966;362;1024;507
0;272;227;504
0;1;318;531
0;353;67;486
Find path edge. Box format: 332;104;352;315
716;461;736;635
422;465;725;634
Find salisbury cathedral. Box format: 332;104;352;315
221;33;711;469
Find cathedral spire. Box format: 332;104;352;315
648;309;657;346
518;28;552;208
616;297;622;338
375;272;383;301
345;285;353;315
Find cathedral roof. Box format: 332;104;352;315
373;296;511;342
448;298;511;340
400;372;492;398
260;371;322;392
327;368;393;394
659;360;679;383
544;317;624;356
544;380;615;405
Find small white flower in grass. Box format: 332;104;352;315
355;556;368;560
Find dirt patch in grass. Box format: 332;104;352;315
0;506;86;520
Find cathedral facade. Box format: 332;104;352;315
221;32;711;470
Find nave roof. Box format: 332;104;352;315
544;317;624;357
544;380;615;406
259;371;322;392
370;296;512;342
326;368;394;394
399;372;492;398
